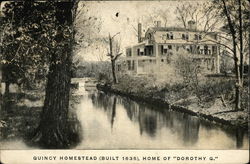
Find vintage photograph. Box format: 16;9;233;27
0;0;249;158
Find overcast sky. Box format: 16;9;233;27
76;0;207;61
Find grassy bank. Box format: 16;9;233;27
0;90;81;144
0;92;44;141
97;75;248;129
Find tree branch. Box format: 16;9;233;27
113;53;122;61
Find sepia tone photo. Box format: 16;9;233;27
0;0;249;163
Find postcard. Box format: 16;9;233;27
0;0;249;163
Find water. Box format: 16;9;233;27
0;78;248;149
74;79;249;149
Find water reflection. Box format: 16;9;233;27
82;91;248;149
182;114;200;146
110;97;117;129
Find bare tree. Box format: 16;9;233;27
175;2;219;32
130;8;169;38
211;0;249;110
107;32;122;84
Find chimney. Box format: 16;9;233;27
188;20;196;30
138;23;142;43
156;21;161;27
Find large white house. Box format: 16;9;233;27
117;21;220;75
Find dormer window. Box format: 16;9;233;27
195;34;202;40
167;33;170;39
167;32;174;39
170;32;174;39
182;34;185;40
182;33;189;40
195;34;198;40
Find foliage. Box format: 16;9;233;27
73;61;112;82
210;0;249;110
0;2;58;90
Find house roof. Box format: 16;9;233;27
147;27;218;34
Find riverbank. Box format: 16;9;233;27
0;91;44;142
97;75;248;130
0;89;81;145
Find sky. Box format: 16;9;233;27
76;0;207;61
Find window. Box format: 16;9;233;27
160;45;168;55
200;49;203;54
126;48;132;57
212;46;217;54
166;33;170;39
194;34;198;40
170;32;174;39
190;45;193;53
195;34;202;40
132;60;135;70
186;34;189;40
127;61;131;70
137;47;144;56
168;45;172;49
160;45;164;54
182;34;185;40
204;45;208;55
197;46;200;54
161;59;164;62
167;32;174;39
149;59;152;62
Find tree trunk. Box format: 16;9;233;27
222;0;242;110
31;2;80;148
238;0;244;83
32;48;74;148
111;59;118;84
5;81;9;95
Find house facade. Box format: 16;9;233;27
117;21;220;75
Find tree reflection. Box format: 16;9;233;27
110;97;117;129
66;111;83;148
90;92;113;111
182;114;200;145
88;92;247;149
121;98;139;122
236;128;244;148
122;99;158;137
